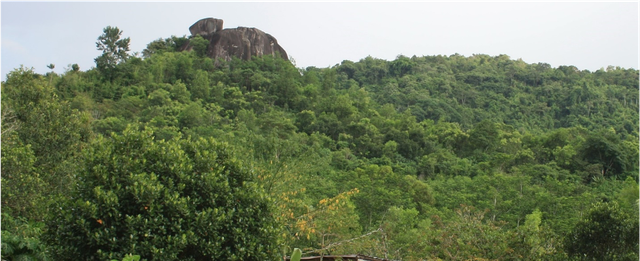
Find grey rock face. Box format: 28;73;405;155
184;18;288;63
189;18;223;36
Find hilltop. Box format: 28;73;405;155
2;23;638;260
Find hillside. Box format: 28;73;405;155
2;26;638;260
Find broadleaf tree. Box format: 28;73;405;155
44;126;281;261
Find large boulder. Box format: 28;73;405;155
189;18;223;36
183;18;288;64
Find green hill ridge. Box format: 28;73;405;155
2;26;638;260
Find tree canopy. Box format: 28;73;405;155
1;26;638;261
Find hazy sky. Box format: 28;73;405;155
2;2;638;80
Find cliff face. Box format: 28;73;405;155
184;18;288;63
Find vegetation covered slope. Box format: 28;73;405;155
1;27;638;260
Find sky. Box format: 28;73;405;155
1;1;638;80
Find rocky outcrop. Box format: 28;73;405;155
183;18;288;63
189;17;223;36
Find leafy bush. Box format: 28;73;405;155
564;202;639;260
44;126;280;260
1;212;49;261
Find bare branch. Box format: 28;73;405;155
303;228;383;255
1;107;20;136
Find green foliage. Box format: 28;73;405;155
111;254;140;261
564;201;639;260
92;116;128;136
189;35;209;57
379;206;431;260
1;212;49;261
1;132;43;220
428;205;519;260
44;127;280;260
616;177;639;217
3;34;638;260
142;35;187;58
2;67;91;163
95;26;130;79
579;130;628;180
1;67;91;219
513;209;564;260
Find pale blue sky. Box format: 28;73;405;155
2;2;638;80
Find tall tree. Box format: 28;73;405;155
95;26;130;79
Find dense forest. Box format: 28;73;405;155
2;27;639;261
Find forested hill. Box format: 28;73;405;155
334;54;638;137
2;28;638;261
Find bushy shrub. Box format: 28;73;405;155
1;212;49;261
44;126;280;260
